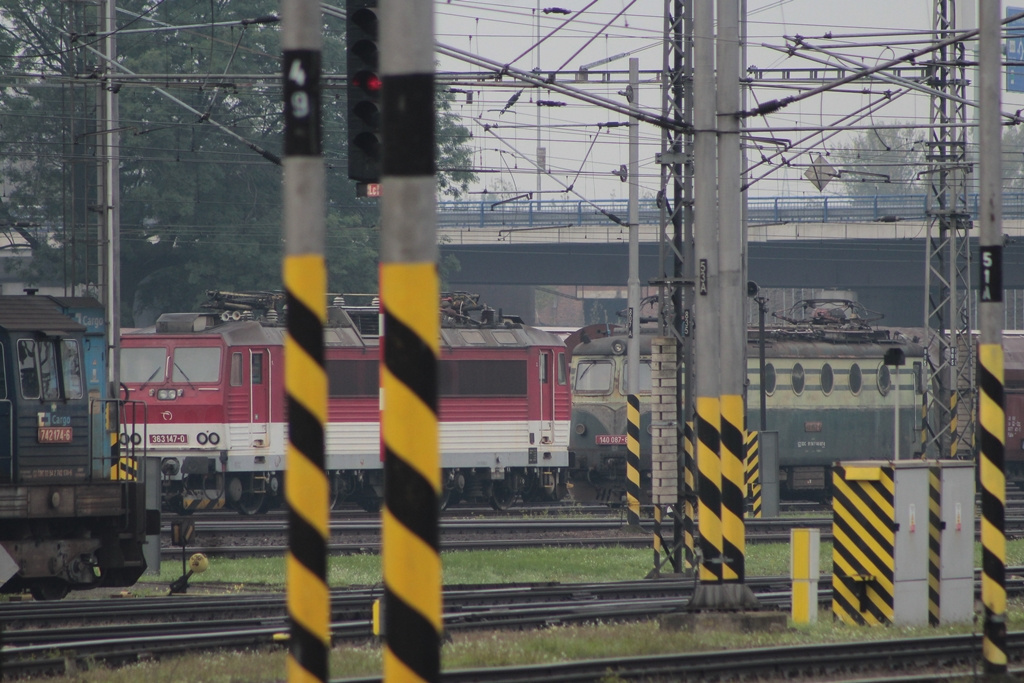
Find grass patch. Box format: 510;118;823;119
32;601;1024;683
143;537;1024;593
35;537;1024;680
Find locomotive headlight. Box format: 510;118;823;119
208;432;220;445
157;389;176;400
575;423;586;435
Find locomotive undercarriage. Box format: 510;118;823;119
163;464;568;515
0;483;149;600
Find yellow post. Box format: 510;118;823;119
790;528;819;624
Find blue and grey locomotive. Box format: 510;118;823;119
0;294;154;599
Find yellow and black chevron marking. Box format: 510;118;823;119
284;255;330;683
381;262;442;683
928;465;941;626
653;504;663;572
744;430;762;519
626;394;641;527
979;343;1007;672
920;394;927;455
695;396;722;582
720;394;745;581
831;464;895;626
181;496;226;512
110;455;137;481
683;421;696;570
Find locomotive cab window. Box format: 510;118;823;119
121;347;167;384
573;360;613;394
622;361;653;393
251;352;264;385
557;352;567;385
171;347;221;383
230;352;243;386
17;338;81;400
791;362;805;395
61;340;83;399
540;352;549;383
0;347;6;399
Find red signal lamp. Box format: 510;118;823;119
352;71;382;93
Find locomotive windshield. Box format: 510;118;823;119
171;347;221;383
574;360;613;394
121;347;167;383
621;361;652;393
17;338;83;400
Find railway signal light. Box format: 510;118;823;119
346;0;381;183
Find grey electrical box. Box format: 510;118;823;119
891;461;930;626
937;460;975;624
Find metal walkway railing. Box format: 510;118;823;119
437;193;1024;231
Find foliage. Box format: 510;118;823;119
0;0;474;325
829;124;928;195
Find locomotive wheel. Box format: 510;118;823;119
440;487;462;511
233;491;267;516
328;474;342;511
30;579;70;601
489;481;517;511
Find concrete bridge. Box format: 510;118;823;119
435;193;1024;328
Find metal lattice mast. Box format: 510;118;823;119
923;0;974;459
656;0;694;572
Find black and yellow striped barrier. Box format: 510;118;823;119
979;343;1007;672
927;465;941;627
284;257;329;683
180;496;227;512
683;421;696;570
720;394;745;581
832;463;896;626
695;397;722;582
625;394;641;527
744;430;761;518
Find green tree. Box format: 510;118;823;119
830;125;929;195
0;0;474;325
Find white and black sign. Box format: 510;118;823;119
980;245;1003;303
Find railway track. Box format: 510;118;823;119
6;572;1024;680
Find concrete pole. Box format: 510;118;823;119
103;0;120;391
716;0;745;584
625;59;642;528
280;0;328;680
379;0;442;681
692;0;722;587
977;0;1006;673
627;58;640;397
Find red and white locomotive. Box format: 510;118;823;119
121;291;570;515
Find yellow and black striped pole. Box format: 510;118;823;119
281;1;329;681
683;421;696;569
927;465;941;627
719;394;745;581
380;1;441;680
744;431;762;518
626;394;642;527
695;396;722;582
978;4;1006;673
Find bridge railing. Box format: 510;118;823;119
437;193;1024;239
